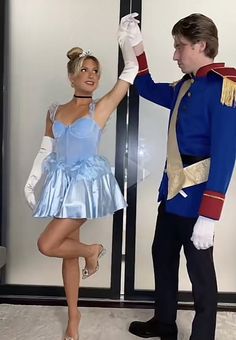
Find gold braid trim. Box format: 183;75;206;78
221;77;236;107
203;193;225;202
169;79;181;87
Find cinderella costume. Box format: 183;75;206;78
33;101;127;219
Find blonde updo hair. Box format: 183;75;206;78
67;47;101;76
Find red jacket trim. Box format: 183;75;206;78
211;67;236;82
196;63;236;83
137;52;149;76
199;190;225;220
196;63;225;77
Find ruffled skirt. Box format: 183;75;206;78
33;154;127;219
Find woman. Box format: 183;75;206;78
24;36;137;340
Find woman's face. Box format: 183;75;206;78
70;58;100;95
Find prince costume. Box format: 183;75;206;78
130;51;236;340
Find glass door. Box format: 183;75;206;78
1;0;127;300
125;0;236;304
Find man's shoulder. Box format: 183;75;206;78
208;66;236;107
169;74;190;88
209;66;236;82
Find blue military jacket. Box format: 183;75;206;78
134;62;236;219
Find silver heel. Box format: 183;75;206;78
82;245;106;279
64;336;78;340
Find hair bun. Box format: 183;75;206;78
67;47;84;61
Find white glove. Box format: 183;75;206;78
191;216;215;250
119;12;143;47
118;35;138;84
24;136;54;209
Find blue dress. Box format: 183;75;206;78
33;101;127;219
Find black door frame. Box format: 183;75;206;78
0;1;5;248
0;0;133;303
1;0;236;309
123;0;236;309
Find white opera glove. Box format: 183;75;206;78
119;13;142;47
191;216;215;250
24;136;54;209
118;35;138;84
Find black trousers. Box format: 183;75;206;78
152;203;217;340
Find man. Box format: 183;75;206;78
118;13;236;340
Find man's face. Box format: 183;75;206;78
173;35;206;74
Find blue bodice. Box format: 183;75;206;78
53;116;101;166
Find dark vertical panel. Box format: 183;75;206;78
0;0;6;246
110;0;131;299
124;0;142;298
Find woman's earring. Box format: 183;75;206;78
71;82;74;88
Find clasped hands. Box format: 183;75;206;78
118;12;142;47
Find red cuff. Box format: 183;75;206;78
199;190;225;220
137;52;149;75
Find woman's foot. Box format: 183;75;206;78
64;310;81;340
82;244;106;279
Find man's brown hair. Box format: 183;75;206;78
172;13;218;58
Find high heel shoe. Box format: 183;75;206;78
64;332;79;340
82;244;106;279
64;312;80;340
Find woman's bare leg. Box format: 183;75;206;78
63;228;81;340
38;218;103;339
37;218;103;272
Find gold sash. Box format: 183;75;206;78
166;79;210;199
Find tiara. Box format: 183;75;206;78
80;49;93;58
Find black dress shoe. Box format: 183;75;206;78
128;317;177;339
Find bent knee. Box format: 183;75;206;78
37;237;52;256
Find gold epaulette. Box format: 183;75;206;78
221;77;236;107
211;68;236;107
